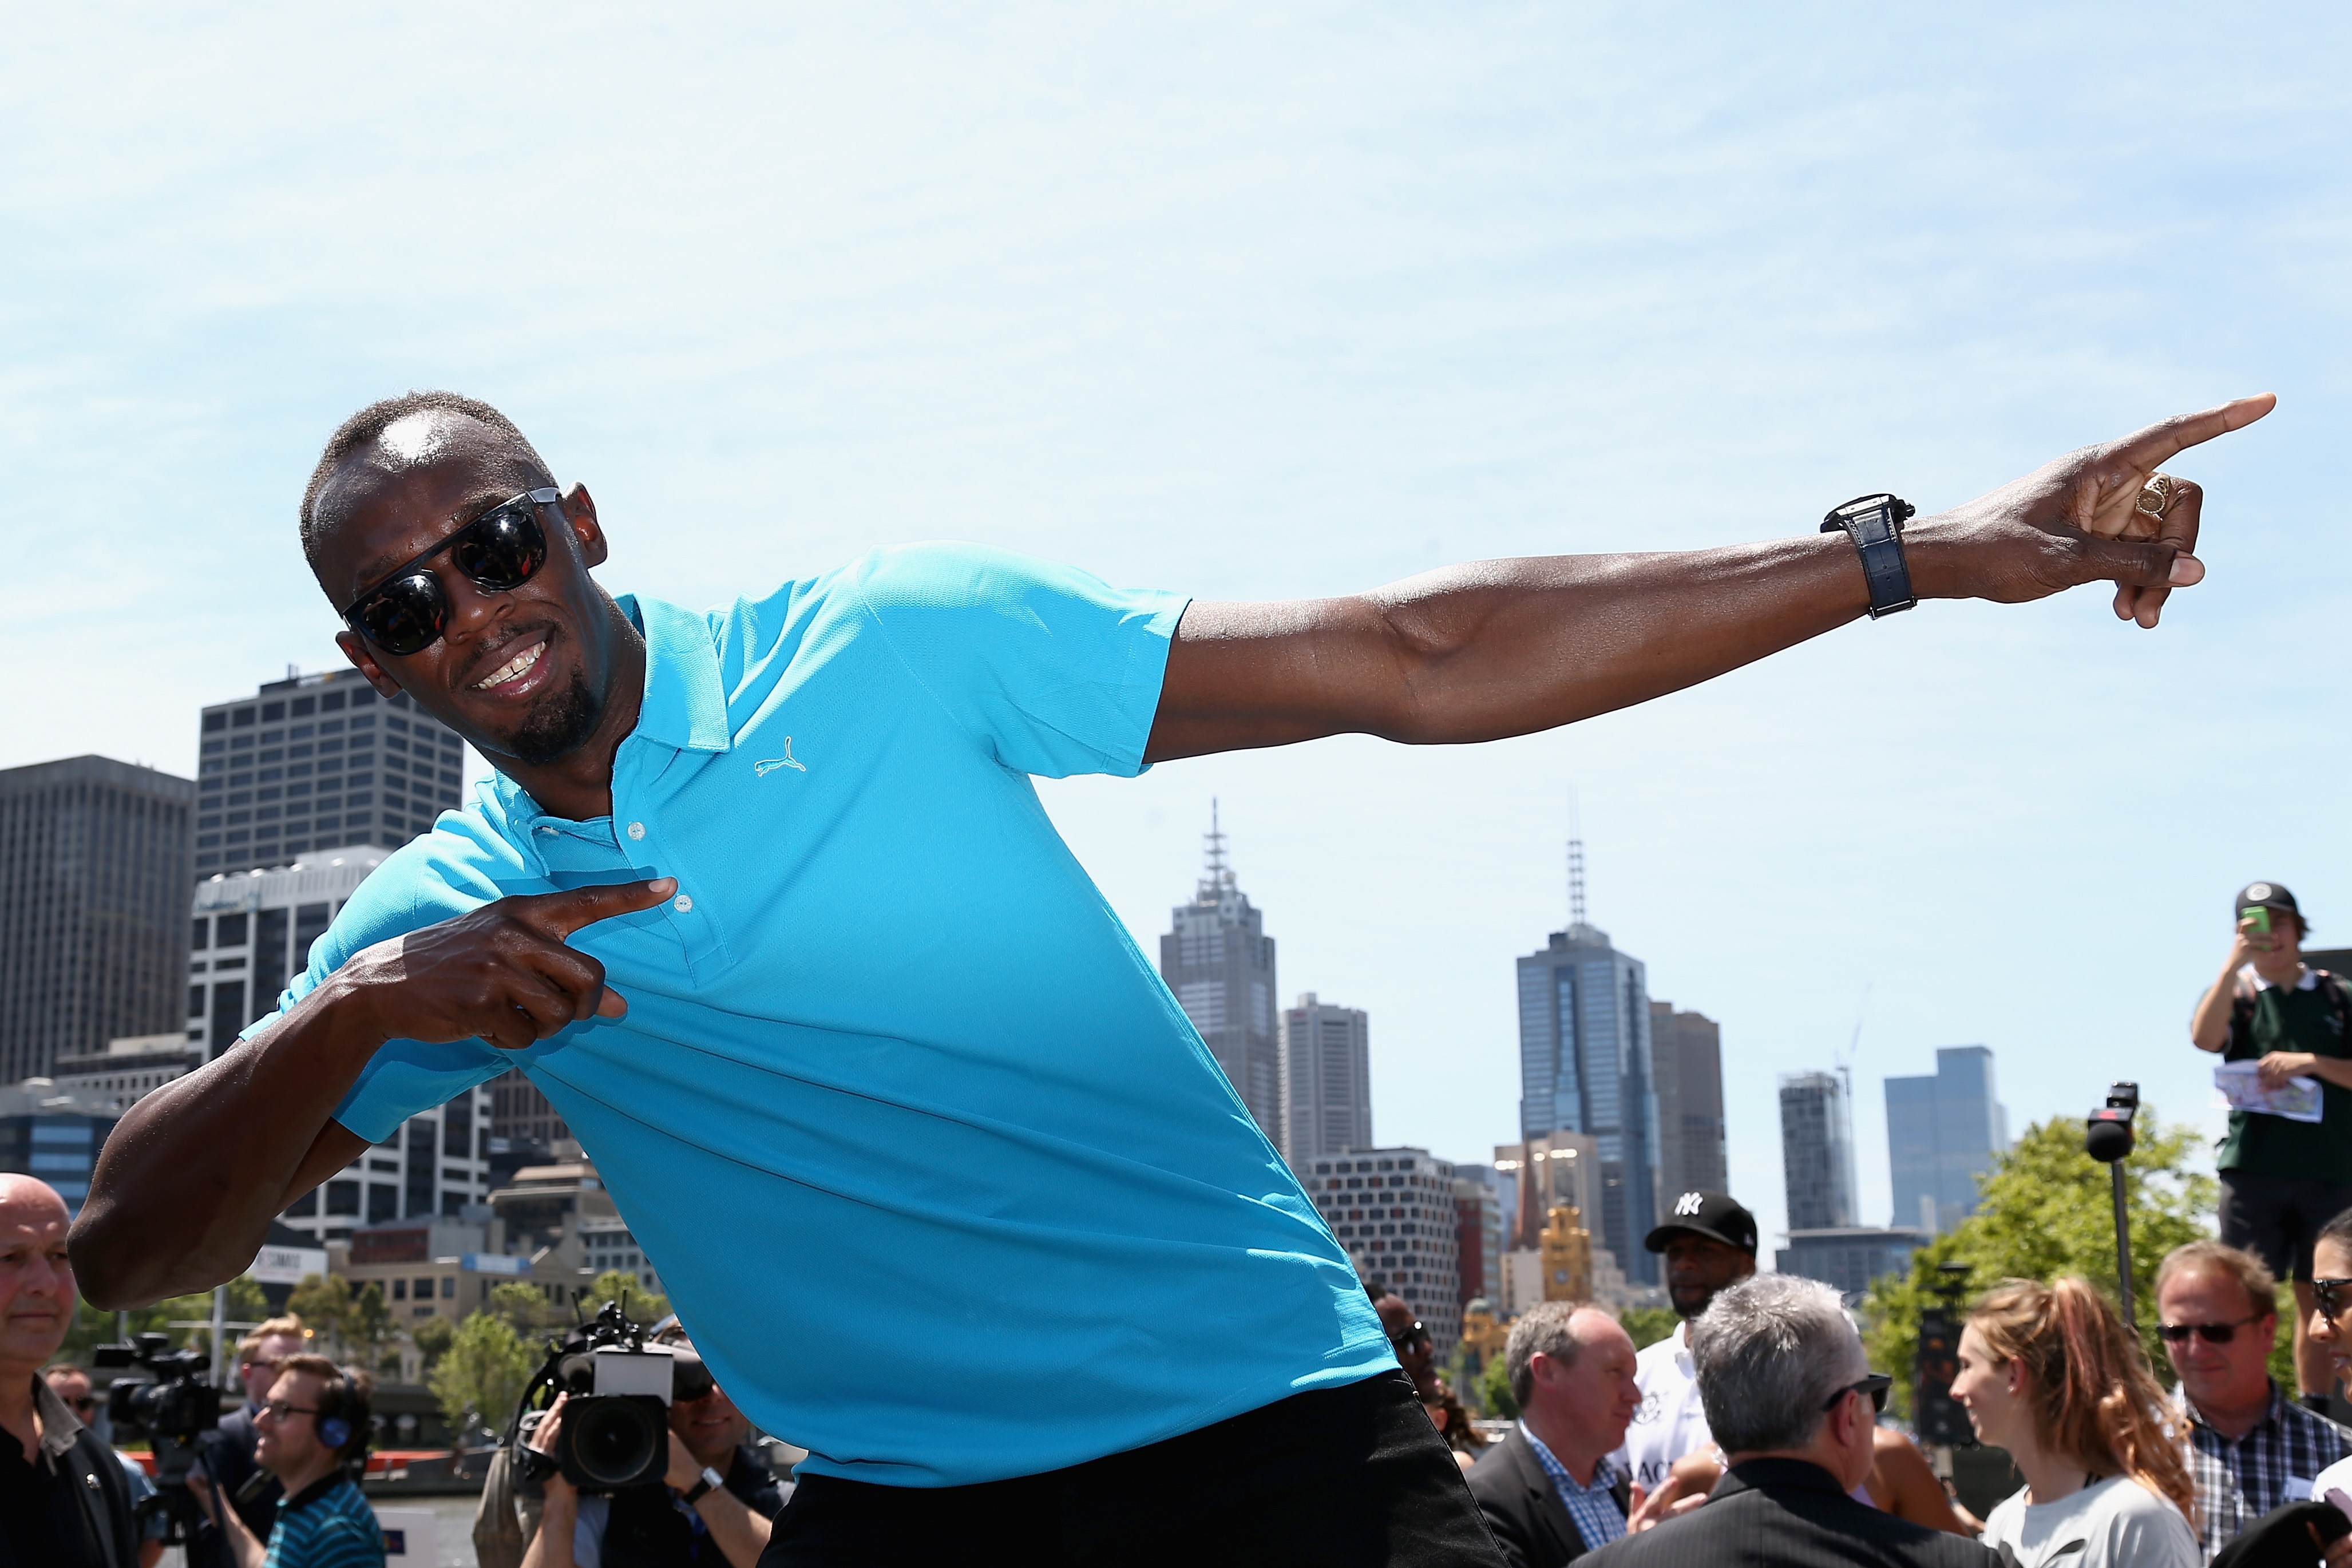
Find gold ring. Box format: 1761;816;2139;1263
2136;473;2179;518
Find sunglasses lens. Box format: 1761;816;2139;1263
2202;1324;2238;1344
355;573;448;655
451;505;547;591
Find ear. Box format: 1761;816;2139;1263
335;630;405;700
560;482;607;569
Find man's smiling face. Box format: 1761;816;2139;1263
314;410;632;767
0;1177;74;1375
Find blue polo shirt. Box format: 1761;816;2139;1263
258;541;1390;1487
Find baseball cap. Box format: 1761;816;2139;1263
2238;882;2301;918
1645;1190;1758;1256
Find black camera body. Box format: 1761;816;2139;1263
518;1300;709;1494
94;1332;220;1543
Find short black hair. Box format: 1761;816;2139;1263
298;390;551;575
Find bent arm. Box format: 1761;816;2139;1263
71;977;379;1307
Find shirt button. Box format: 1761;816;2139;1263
627;822;646;841
673;894;694;913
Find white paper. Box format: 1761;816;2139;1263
2214;1059;2326;1123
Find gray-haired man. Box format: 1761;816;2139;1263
1466;1304;1641;1568
1581;1277;1993;1568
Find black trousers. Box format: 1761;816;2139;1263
758;1371;1506;1567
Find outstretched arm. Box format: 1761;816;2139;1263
1145;396;2271;761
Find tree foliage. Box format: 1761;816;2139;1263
429;1310;539;1445
1479;1351;1520;1419
56;1274;271;1369
284;1273;402;1373
1862;1108;2216;1417
409;1315;457;1371
1618;1304;1679;1353
584;1270;669;1327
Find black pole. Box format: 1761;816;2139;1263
2111;1157;2133;1329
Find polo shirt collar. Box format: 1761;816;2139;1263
31;1374;82;1459
488;592;731;829
2177;1379;2286;1438
617;594;732;756
2243;964;2318;993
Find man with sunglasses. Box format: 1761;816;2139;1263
2159;1241;2352;1561
192;1316;312;1568
1580;1276;1990;1568
74;388;2270;1566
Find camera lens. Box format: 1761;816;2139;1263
571;1398;664;1488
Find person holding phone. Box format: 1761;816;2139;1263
2192;882;2352;1407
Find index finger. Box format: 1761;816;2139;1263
2107;393;2276;472
510;877;679;937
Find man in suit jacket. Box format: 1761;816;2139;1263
1580;1276;1995;1568
1468;1304;1642;1567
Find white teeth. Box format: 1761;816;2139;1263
474;640;545;690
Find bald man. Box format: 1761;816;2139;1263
77;389;2268;1567
2;1175;140;1568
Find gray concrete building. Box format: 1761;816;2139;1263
1779;1070;1859;1231
1281;993;1371;1165
1296;1146;1463;1355
1158;805;1281;1140
1649;1001;1727;1199
194;666;466;880
0;755;194;1084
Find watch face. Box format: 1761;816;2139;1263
1833;494;1894;522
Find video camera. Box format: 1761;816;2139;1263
94;1332;219;1545
514;1297;715;1493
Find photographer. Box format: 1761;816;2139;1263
522;1339;782;1568
2191;881;2352;1405
189;1355;380;1568
0;1174;142;1568
192;1314;310;1566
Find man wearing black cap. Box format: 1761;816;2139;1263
2193;882;2352;1407
1608;1191;1759;1497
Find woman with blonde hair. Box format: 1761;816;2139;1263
1951;1276;2199;1568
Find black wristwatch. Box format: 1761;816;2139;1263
681;1464;724;1504
1820;493;1919;619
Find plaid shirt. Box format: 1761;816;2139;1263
1522;1425;1628;1551
2180;1383;2352;1560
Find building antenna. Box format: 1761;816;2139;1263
1837;981;1871;1101
1201;798;1232;894
1566;788;1587;928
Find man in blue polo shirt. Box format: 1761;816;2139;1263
77;389;2267;1565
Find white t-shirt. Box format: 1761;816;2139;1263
1979;1474;2199;1568
1607;1321;1713;1494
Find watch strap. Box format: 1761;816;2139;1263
1820;493;1918;619
682;1465;724;1504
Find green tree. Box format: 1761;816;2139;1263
1861;1109;2216;1417
429;1310;538;1444
57;1275;272;1369
344;1282;400;1375
287;1273;354;1352
583;1270;669;1326
1618;1304;1679;1352
410;1315;457;1371
488;1282;561;1339
1479;1352;1520;1419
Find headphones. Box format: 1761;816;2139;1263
311;1371;359;1456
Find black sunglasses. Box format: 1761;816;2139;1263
2158;1313;2268;1345
1822;1372;1892;1414
1388;1320;1431;1350
339;488;555;656
2316;1278;2352;1326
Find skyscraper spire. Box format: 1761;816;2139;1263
1566;789;1588;930
1199;797;1234;897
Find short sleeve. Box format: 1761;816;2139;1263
851;542;1189;779
237;844;512;1143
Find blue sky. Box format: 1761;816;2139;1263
6;5;2350;1260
